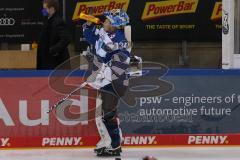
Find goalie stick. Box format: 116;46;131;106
47;82;88;113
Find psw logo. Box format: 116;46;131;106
122;136;156;145
188;136;228;145
42;137;82;146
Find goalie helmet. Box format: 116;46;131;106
103;9;129;27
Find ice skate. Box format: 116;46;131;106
96;146;122;157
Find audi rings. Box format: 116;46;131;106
0;18;15;26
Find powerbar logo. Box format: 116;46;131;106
142;0;198;21
211;2;222;21
42;137;82;146
188;136;228;145
72;0;130;20
123;136;157;145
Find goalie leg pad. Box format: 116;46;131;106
95;116;112;149
95;94;111;150
103;115;122;149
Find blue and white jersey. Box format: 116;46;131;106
83;24;130;87
83;24;130;63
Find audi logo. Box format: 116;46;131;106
0;18;15;26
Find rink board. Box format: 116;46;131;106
0;69;240;148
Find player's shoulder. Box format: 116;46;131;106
112;29;126;42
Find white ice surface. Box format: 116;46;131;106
0;147;240;160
